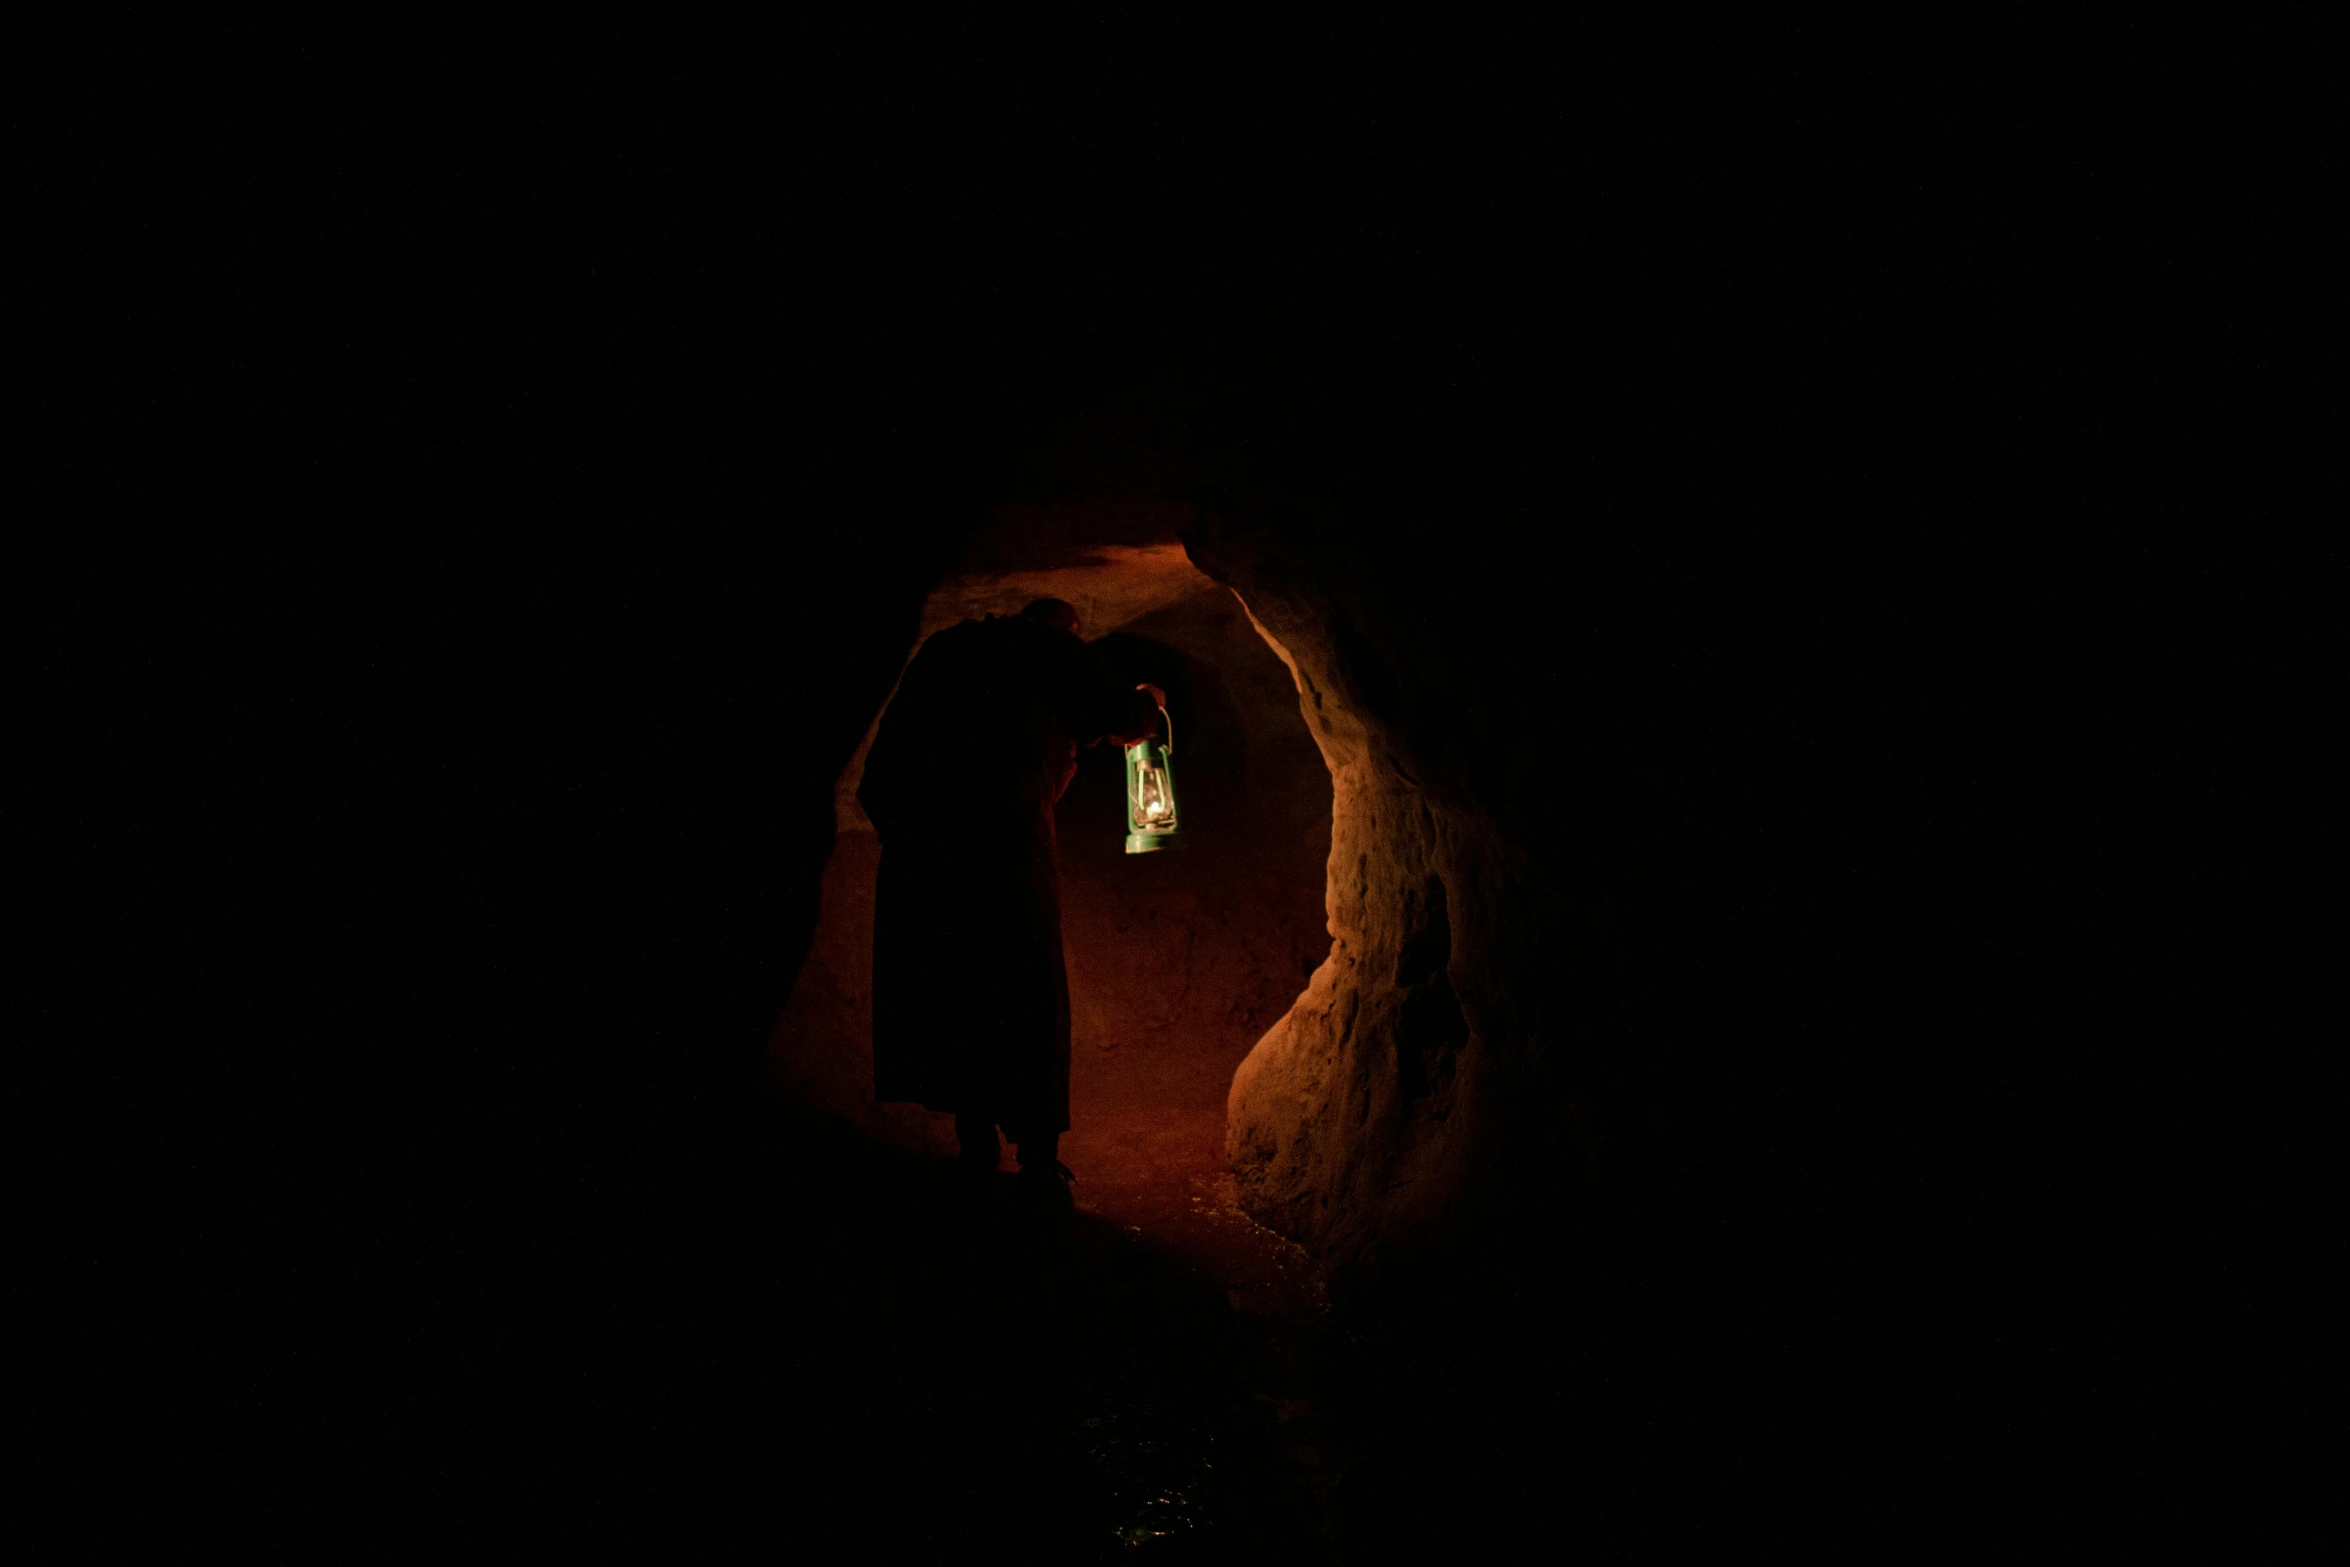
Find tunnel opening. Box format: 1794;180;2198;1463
768;521;1334;1290
745;498;1727;1549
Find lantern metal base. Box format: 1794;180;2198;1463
1125;830;1187;855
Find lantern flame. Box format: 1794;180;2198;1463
1138;767;1169;817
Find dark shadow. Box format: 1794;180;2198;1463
718;1091;1338;1558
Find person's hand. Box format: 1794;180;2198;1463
1104;684;1164;747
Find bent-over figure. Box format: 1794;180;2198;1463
856;597;1161;1201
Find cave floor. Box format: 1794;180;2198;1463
721;1088;1345;1561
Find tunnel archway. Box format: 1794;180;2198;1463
767;522;1335;1273
768;489;1672;1305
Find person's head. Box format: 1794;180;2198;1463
1019;597;1080;635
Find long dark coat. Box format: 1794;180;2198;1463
857;615;1152;1140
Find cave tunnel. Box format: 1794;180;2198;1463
771;515;1336;1293
720;440;1789;1554
761;460;1720;1316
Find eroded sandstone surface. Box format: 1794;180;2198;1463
1194;509;1675;1291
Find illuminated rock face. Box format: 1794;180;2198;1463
1194;512;1615;1287
1222;732;1485;1274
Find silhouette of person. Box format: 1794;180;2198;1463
857;597;1163;1204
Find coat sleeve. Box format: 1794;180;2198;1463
1056;636;1161;747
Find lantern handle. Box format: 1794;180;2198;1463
1136;684;1172;755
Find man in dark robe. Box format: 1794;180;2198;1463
856;597;1161;1200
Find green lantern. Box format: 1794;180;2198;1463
1123;691;1185;854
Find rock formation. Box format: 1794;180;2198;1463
1190;505;1691;1293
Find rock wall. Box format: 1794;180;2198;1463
1192;506;1691;1291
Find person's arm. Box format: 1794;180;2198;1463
1109;683;1166;746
